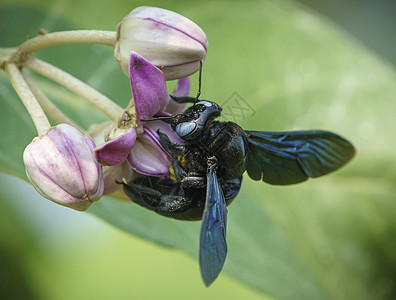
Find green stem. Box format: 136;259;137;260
0;47;15;59
5;64;51;137
23;74;82;131
6;30;117;64
24;57;124;122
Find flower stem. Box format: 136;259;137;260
6;30;117;64
5;63;51;136
23;74;82;131
0;47;15;60
24;57;124;121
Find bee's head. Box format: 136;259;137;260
140;100;222;141
173;101;222;140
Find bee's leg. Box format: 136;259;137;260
169;157;207;188
121;176;194;219
180;175;206;188
179;174;241;200
165;149;206;187
157;130;184;154
156;193;192;217
181;157;242;199
173;157;212;189
180;156;219;188
122;180;162;211
171;158;188;181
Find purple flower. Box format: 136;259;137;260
23;124;104;211
115;6;208;80
128;52;186;175
94;52;189;177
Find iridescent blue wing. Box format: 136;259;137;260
199;160;228;286
245;130;355;185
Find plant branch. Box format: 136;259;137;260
24;57;124;122
23;74;82;131
6;30;117;64
5;63;51;136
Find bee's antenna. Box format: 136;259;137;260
194;60;203;105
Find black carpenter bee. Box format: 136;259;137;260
121;68;356;286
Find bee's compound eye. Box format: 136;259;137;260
175;122;197;138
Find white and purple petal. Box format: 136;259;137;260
94;127;137;166
129;52;170;124
128;126;171;176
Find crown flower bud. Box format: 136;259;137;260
115;6;208;80
23;124;104;211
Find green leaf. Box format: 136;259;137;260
1;1;396;300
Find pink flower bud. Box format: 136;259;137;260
23;124;104;211
115;6;208;80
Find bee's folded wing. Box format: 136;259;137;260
199;162;228;286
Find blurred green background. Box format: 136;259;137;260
1;0;396;299
0;174;266;299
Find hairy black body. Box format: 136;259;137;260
123;116;246;220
